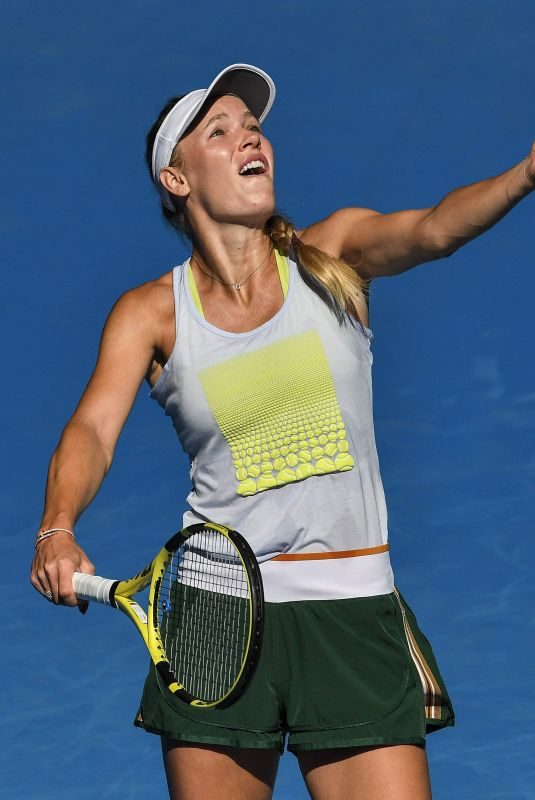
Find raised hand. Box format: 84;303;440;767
523;140;535;188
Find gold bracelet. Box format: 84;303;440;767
35;527;76;548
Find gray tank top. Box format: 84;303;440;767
150;250;394;601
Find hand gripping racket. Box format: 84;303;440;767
72;522;264;709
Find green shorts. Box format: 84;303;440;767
134;589;454;753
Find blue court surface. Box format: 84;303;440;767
2;2;534;797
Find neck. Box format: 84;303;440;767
189;216;274;285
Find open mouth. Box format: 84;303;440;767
239;159;267;176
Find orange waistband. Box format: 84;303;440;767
272;543;389;562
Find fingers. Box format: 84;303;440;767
57;557;95;606
30;541;95;609
33;559;76;606
524;141;535;187
54;559;79;606
30;567;53;600
75;556;95;614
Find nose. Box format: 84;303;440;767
239;128;261;151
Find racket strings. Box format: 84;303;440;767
157;528;251;702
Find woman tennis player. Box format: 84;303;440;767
31;64;534;799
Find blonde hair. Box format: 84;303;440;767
147;111;367;323
264;214;367;323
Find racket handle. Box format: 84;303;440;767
73;572;116;605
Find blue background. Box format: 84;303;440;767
2;1;534;797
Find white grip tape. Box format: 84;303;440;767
72;572;116;605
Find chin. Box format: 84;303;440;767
228;199;276;228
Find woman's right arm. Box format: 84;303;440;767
30;282;167;607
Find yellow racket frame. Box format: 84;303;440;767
106;522;263;708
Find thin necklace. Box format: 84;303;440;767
191;244;273;290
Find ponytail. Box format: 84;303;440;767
265;214;367;324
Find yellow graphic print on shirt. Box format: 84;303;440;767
199;330;355;496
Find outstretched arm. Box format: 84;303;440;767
302;143;535;278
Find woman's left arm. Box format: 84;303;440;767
303;143;535;279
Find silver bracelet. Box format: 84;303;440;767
35;527;76;548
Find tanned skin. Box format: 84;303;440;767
31;96;534;799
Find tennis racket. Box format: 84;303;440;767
72;521;264;709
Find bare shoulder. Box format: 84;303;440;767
298;207;381;262
111;271;173;322
106;271;174;343
70;271;176;437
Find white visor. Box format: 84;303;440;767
151;63;276;210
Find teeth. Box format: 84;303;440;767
240;160;265;174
